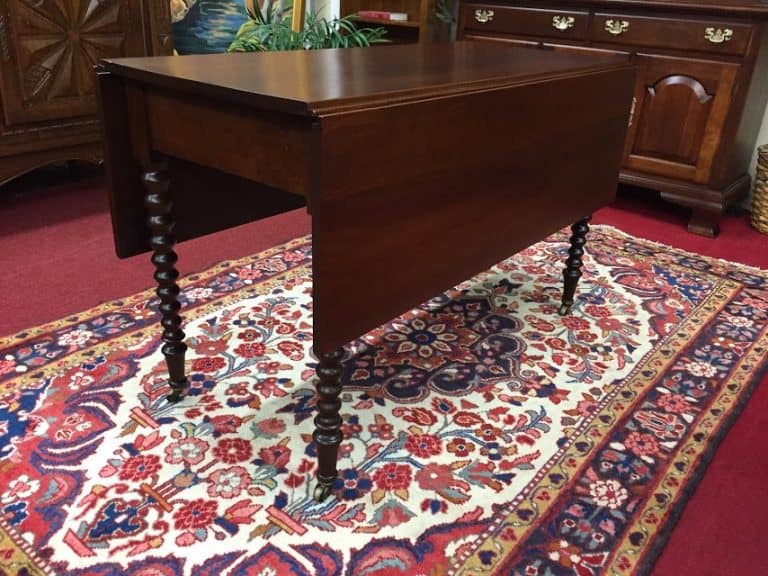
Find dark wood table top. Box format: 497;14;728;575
101;42;630;116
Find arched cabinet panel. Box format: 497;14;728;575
624;54;739;183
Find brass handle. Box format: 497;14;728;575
605;19;629;35
628;96;637;127
704;27;733;43
552;15;575;31
474;9;494;24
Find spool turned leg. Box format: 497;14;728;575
313;348;344;502
559;216;591;316
143;166;189;403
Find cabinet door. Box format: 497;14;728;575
0;0;145;127
623;54;739;183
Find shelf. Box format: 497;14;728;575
341;0;438;42
352;16;421;28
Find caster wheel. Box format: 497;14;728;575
167;390;184;403
313;483;333;502
558;303;572;316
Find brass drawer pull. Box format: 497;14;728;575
605;19;629;35
705;27;733;44
552;15;575;31
474;9;494;23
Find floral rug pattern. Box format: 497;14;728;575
0;227;766;576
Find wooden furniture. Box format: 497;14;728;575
458;0;768;236
340;0;445;42
96;42;634;500
0;0;173;186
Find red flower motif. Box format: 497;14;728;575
285;473;304;488
420;498;448;513
277;341;304;361
373;463;412;491
210;415;243;434
191;357;226;373
256;361;282;374
341;421;363;439
0;358;17;376
431;397;456;414
238;329;261;342
447;438;476;457
376;501;413;527
206;466;250;499
585;305;612;318
368;415;394;440
545;337;567;351
415;463;454;491
596;317;621;331
394;407;438;427
298;459;314;474
258;317;279;329
275;323;295;334
562;317;590;331
568;344;591;357
193;337;228;356
173;499;218;530
405;433;442;458
253;417;286;436
237;267;262;281
656;393;691;414
235;342;266;358
624;431;660;457
500;526;517;542
213;438;253;464
453;411;484;427
119;455;161;481
258;444;291;468
577;330;597;343
165;438;209;465
476;424;501;441
574;393;598;417
254;378;287;398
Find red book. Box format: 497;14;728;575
356;10;409;21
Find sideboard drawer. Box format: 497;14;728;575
591;13;752;55
464;4;589;41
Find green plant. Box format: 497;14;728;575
435;0;458;24
228;1;389;52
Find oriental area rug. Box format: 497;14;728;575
1;226;766;576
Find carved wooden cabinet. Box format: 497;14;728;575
458;1;768;236
0;0;173;185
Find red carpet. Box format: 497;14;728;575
1;169;767;575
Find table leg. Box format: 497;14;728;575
313;348;344;502
143;165;189;403
559;216;591;316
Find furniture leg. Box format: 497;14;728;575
313;348;344;502
559;216;591;316
687;207;720;238
143;165;189;402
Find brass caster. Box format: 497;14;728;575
313;482;334;502
558;303;572;316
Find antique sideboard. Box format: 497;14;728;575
0;0;173;185
458;0;768;236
